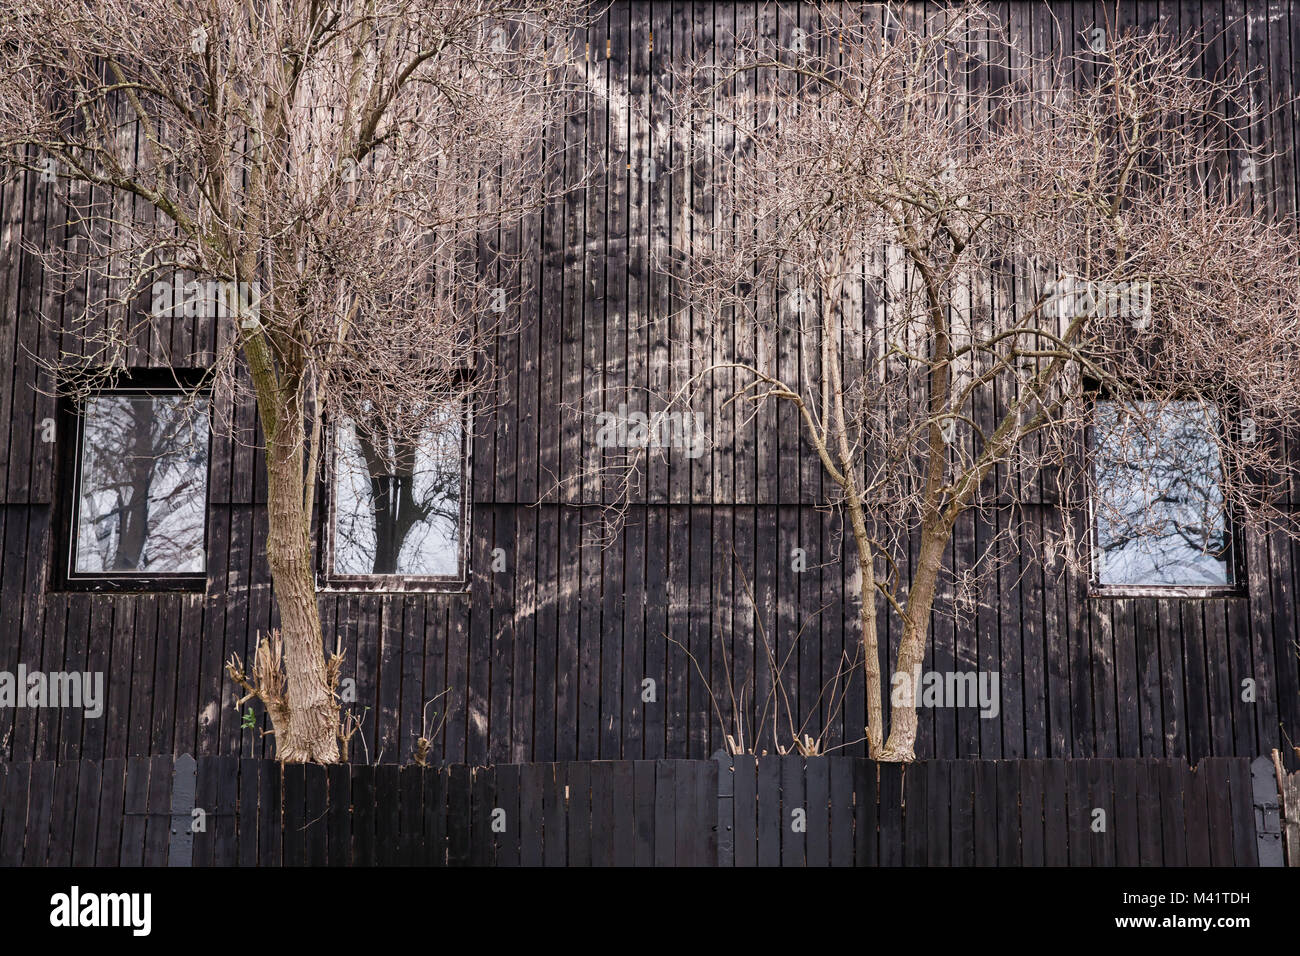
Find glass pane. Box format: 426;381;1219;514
75;394;209;574
1093;400;1233;587
332;405;463;577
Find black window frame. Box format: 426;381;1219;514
1085;388;1245;598
53;368;213;593
317;393;472;594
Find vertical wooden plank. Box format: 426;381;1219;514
688;505;711;758
519;762;545;868
119;756;151;867
672;759;697;866
396;764;422;867
578;518;602;760
446;764;471;867
1065;759;1091;867
840;758;866;870
424;766;448;867
327;763;351;867
567;762;592;867
1113;599;1141;757
950;760;975;867
732;754;757;867
543;762;567;867
71;759;102;866
1158;759;1188;867
665;507;689;757
491;764;518;866
1157;600;1186;760
829;758;854;867
512;509;537;764
802;755;828;867
654;759;676;867
1184;759;1213;867
374;763;400;867
237;757;260;866
995;760;1020;865
257;759;281;867
1134;600;1163;756
925;760;950;866
192;757;216;867
469;765;496;867
902;763;927;867
644;509;667;759
612;761;636;867
1244;755;1277;866
973;759;998;866
377;596;403;765
22;762;55;866
780;753;805;867
211;756;239;867
142;754;172;866
150;595;180;756
1087;757;1116;867
0;762;31;865
1023;759;1049;867
633;759;656;867
878;761;904;867
303;764;328;867
1113;759;1141;867
756;756;780;867
556;509;580;760
49;762;82;866
1137;760;1164;866
622;509;646;760
34;596;67;761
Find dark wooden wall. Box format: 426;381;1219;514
0;754;1264;866
1;2;1298;768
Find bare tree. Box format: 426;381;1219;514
663;4;1300;760
0;0;586;762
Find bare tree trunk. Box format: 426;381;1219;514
246;332;341;764
844;492;885;758
880;525;946;760
263;445;340;763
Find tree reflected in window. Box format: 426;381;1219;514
74;393;210;574
1092;399;1234;588
331;401;464;578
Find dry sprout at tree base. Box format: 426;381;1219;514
226;630;361;762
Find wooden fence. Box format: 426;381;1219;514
0;755;1274;867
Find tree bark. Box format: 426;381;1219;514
245;329;340;764
880;525;947;761
263;445;340;763
844;492;885;758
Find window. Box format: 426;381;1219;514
62;374;211;589
325;399;468;587
1090;398;1238;591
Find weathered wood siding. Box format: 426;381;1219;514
0;2;1298;767
0;754;1264;866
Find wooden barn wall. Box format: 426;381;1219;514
0;2;1298;767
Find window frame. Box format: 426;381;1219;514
54;368;213;593
1085;390;1245;598
318;395;472;593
